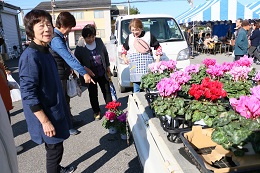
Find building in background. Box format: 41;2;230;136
35;0;113;48
0;1;21;60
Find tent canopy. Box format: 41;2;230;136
176;0;259;24
246;1;260;19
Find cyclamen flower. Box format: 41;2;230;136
170;71;191;85
185;64;200;74
189;77;227;101
233;56;253;67
117;112;127;122
221;62;235;72
202;58;216;68
105;101;121;110
227;66;251;81
105;111;117;121
156;78;181;97
161;59;177;70
206;64;225;78
230;95;260;119
250;85;260;100
253;70;260;82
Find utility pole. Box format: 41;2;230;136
51;0;56;23
127;0;130;15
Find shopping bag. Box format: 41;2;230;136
67;74;82;98
7;74;21;102
107;72;117;101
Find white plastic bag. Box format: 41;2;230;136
232;51;235;58
67;74;82;98
7;74;21;102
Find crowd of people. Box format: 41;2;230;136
184;19;260;62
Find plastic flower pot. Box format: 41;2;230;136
109;127;117;134
120;133;128;140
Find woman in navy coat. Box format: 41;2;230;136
19;10;74;173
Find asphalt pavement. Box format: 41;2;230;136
6;52;260;173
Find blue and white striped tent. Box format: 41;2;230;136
246;1;260;19
176;0;259;24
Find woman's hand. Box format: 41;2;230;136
42;121;56;137
123;57;129;64
83;73;95;84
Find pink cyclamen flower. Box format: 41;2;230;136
104;111;116;121
185;64;200;74
234;56;253;67
202;58;216;68
251;85;260;100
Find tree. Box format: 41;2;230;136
130;6;140;15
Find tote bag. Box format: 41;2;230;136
7;74;21;102
67;74;82;98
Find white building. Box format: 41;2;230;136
0;1;21;60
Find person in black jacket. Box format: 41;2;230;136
74;24;112;120
249;22;260;64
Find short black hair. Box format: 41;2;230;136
55;11;76;29
82;24;96;38
24;9;53;40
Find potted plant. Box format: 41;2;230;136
116;112;128;140
140;60;177;91
102;101;121;134
102;101;128;139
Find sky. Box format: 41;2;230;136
4;0;257;23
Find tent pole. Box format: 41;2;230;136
192;20;194;57
188;0;194;57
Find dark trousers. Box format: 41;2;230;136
235;55;243;61
61;79;73;123
88;75;112;113
45;142;64;173
248;46;260;61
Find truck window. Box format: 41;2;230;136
120;17;184;44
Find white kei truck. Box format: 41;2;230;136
108;14;190;92
106;14;198;173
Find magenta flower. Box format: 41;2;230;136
170;71;191;85
202;58;216;68
156;78;181;97
234;56;253;67
227;66;251;81
206;64;225;78
104;111;116;121
185;64;200;74
250;85;260;100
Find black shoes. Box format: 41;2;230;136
255;60;260;65
69;129;80;135
60;166;75;173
